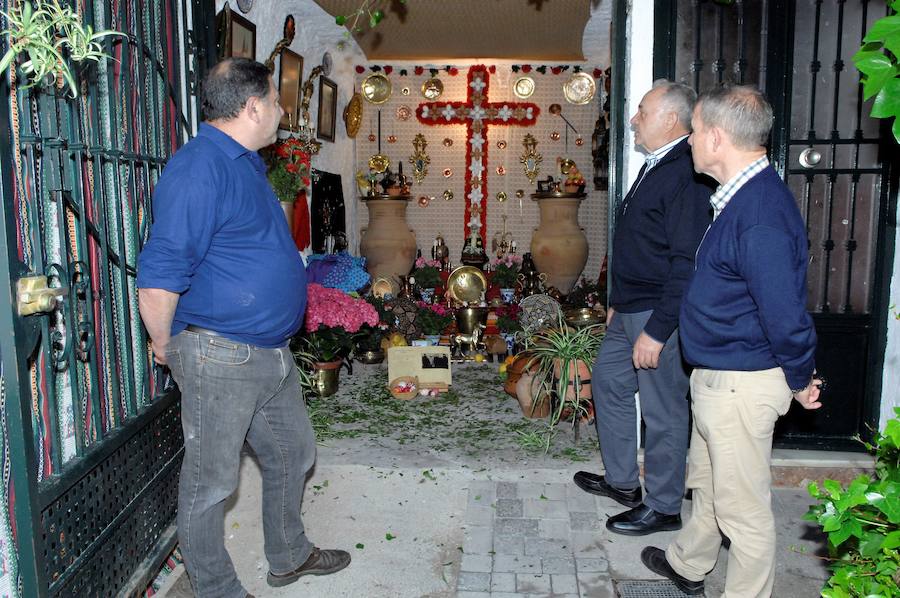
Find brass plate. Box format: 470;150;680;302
421;77;444;100
563;72;596;105
343;91;363;138
362;73;392;104
513;76;535;99
396;105;412;121
446;266;487;304
368;154;391;173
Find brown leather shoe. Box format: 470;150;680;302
266;547;351;587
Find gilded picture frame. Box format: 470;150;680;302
317;76;337;142
278;49;303;130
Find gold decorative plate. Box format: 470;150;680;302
563;72;596;105
362;73;392;104
421;77;444;100
343;91;363;138
513;76;535;99
446;266;488;304
371;277;398;299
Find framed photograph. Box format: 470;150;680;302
317;76;337;142
217;10;256;60
278;49;303;130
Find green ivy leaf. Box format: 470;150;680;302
882;529;900;549
859;531;886;557
853;51;895;100
824;479;845;499
870;78;900;119
829;516;862;547
892;115;900;145
863;15;900;44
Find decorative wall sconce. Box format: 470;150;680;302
520;133;542;184
409;134;430;183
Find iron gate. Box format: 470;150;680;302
653;0;898;449
0;0;214;594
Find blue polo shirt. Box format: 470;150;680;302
137;123;306;347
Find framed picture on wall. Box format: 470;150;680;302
217;10;256;60
278;49;303;130
317;77;337;142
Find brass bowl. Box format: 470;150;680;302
362;73;392;104
564;307;606;328
446;266;487;304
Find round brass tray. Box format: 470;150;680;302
446;266;487;304
512;76;535;99
362;73;392;104
563;72;596;105
421;77;444;100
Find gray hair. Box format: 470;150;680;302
696;85;774;149
652;79;697;132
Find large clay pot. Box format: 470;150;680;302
530;193;588;295
553;358;592;402
514;372;551;419
503;352;535;397
359;195;417;283
280;201;295;234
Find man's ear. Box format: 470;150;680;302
244;95;262;124
664;110;679;133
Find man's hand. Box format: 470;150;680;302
150;340;169;366
633;331;664;369
138;288;179;368
606;307;616;326
792;377;824;410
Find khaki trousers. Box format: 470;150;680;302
666;368;792;598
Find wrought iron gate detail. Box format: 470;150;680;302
0;0;210;595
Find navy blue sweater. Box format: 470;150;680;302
679;166;817;390
610;139;714;342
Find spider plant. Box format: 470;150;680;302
0;0;122;98
525;315;604;450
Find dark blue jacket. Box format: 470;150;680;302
679;166;817;390
610;139;714;342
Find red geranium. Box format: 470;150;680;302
262;138;311;203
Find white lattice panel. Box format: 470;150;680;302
355;66;607;283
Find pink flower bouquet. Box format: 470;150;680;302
302;284;379;362
490;254;523;288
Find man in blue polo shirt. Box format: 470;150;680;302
641;86;822;596
137;58;349;598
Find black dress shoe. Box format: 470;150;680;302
606;503;682;536
573;471;642;508
640;546;704;595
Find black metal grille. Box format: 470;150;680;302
40;398;182;595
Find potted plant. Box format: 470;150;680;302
496;303;522;349
410;256;442;301
524;315;604;449
354;295;392;364
415;301;453;344
262;137;311;227
298;284;379;396
490;254;522;302
805;407;899;597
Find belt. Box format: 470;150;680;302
185;325;226;337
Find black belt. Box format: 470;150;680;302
185;325;226;337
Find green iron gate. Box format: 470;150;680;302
652;0;899;450
0;0;215;594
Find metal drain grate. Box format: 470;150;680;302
615;580;703;597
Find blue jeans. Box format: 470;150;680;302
166;330;316;598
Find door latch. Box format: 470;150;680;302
16;274;67;316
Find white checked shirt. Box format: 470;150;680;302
710;156;769;220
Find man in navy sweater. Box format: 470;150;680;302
641;86;822;596
573;81;713;535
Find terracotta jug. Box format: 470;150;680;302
530;194;588;294
359;195;417;284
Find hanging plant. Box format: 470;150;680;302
0;0;121;98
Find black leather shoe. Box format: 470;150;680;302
267;547;351;587
640;546;704;595
606;503;682;536
573;471;642;508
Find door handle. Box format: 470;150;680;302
16;273;67;316
799;147;822;168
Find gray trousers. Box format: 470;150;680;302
166;330;316;598
591;310;690;515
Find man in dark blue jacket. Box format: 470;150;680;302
573;81;713;535
640;86;822;597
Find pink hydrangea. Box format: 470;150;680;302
414;256;441;269
304;283;379;334
490;254;523;269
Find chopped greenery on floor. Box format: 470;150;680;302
304;362;600;467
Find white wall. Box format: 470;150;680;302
880;210;900;428
214;0;367;251
620;1;654;187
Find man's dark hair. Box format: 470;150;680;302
201;58;271;121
